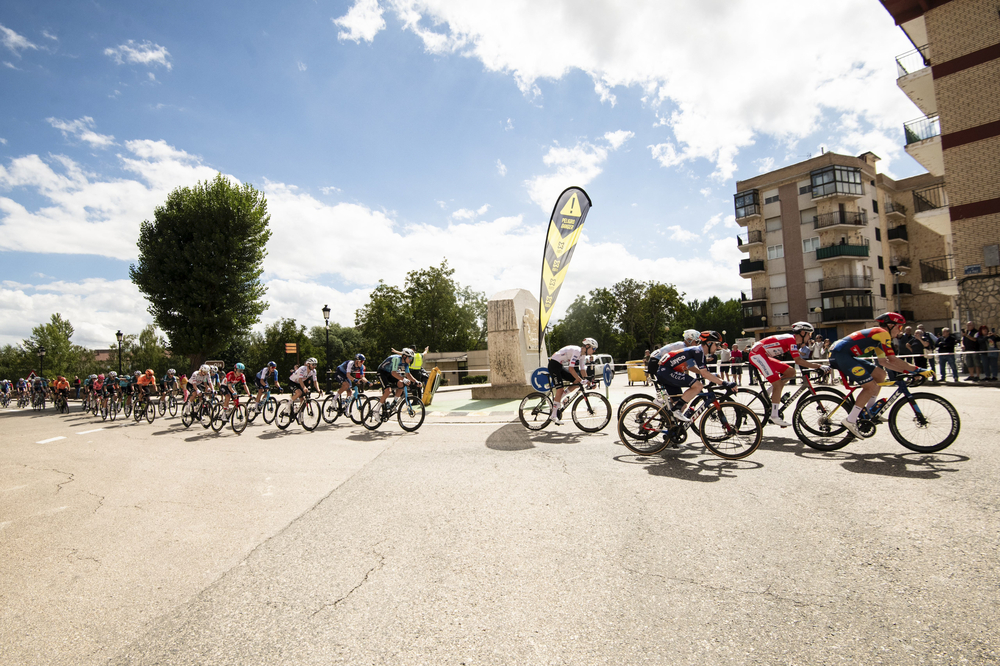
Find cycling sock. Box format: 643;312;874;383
847;404;863;422
866;397;879;410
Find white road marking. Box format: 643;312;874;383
36;436;67;444
77;429;104;434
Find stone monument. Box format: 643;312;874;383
471;288;548;400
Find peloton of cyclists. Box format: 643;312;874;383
747;321;829;427
655;331;735;422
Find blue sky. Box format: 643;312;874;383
1;0;923;348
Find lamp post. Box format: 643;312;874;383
116;330;123;375
38;345;46;378
322;304;331;392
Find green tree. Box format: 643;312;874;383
244;318;315;382
686;296;744;346
129;173;271;370
21;314;93;379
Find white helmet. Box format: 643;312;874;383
683;329;700;342
305;357;318;366
167;368;175;374
109;371;117;378
200;364;211;373
400;348;415;359
791;321;815;333
582;337;598;350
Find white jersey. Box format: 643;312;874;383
550;345;588;373
650;341;687;360
290;366;317;383
188;371;211;386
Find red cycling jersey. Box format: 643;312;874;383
750;334;801;360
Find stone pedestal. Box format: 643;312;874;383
471;288;548;400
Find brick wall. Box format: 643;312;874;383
942;135;1000;207
934;58;1000;134
926;0;1000;61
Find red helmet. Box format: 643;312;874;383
875;312;906;328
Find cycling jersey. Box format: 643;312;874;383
655;346;709;393
829;327;895;385
750;334;801;360
659;346;709;371
256;367;279;382
290;366;317;383
188;372;212;387
137;374;156;387
378;355;409;375
224;371;246;385
549;345;587;372
650;341;686;360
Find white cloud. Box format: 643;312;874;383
47;117;117;148
320;185;341;195
503;118;513;131
699;187;711;197
604;130;634;151
525;141;608;210
297;61;307;71
450;203;490;221
104;40;172;70
0;23;38;55
42;30;58;41
333;0;386;43
0;138;7;145
495;159;506;176
368;0;913;179
666;225;699;242
756;156;775;173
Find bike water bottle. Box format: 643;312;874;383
873;398;887;414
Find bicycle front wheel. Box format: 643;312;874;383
792;393;853;451
518;392;553;431
145;401;156;424
167;395;178;416
300;399;322;431
616;393;654;421
348;395;368;424
321;395;341;424
617;401;670;455
362;400;384;430
699;402;762;460
275;402;293;430
231;404;249;434
888;392;960;453
398;395;425;432
262;397;278;424
572;391;612;432
210;405;227;432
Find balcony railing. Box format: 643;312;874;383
739;259;766;275
822;306;874;323
742;315;767;329
737;230;763;247
814;210;868;230
819;275;873;291
741;288;767;302
885;201;906;217
904;115;941;145
896;45;930;77
887;225;908;242
914;184;948;212
920;254;955;283
893;282;913;295
816;243;870;260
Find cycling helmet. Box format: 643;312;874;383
167;368;175;374
683;329;700;342
109;371;117;378
582;337;598;350
200;364;211;373
268;361;276;367
791;321;815;334
235;363;245;371
145;369;154;376
875;312;906;327
700;330;723;344
356;353;366;362
98;373;105;380
305;357;318;366
401;348;414;358
134;371;141;377
90;374;97;379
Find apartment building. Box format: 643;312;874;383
880;0;1000;331
734;151;951;341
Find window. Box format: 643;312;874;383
878;255;884;269
875;227;881;241
765;216;782;232
769;273;787;288
772;302;789;316
734;190;759;218
768;244;784;260
803;236;820;253
765;194;780;204
805;267;823;283
811;165;863;198
880;283;886;297
872;199;879;214
799;185;811;195
800;207;817;225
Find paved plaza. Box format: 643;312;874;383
2;383;999;665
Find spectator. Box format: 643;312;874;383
935;328;959;382
980;325;998;381
898;326;916;363
643;349;650;365
73;375;81;399
730;345;743;386
718;343;731;380
911;325;936;370
962;321;981;381
811;335;826;360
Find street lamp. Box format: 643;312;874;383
116;330;123;375
38;345;46;378
322;304;331;392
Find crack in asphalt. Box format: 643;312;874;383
621;566;840;607
311;546;387;618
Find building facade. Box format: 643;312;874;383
734;151;952;341
881;0;1000;331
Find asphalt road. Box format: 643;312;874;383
2;384;999;665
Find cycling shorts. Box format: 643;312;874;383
546;359;575;388
378;368;399;389
654;365;695;394
829;350;877;385
748;353;790;383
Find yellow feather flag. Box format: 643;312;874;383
538;187;592;349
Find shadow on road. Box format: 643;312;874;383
611;440;764;482
797;449;969;478
486;423;535;451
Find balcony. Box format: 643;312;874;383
919;254;959;297
739;259;766;276
737;230;763;251
810;165;864;201
819;275;873;291
822;306;874;323
885;201;906;220
896;46;936;116
892;282;913;295
904;115;943;176
914;184;947;212
816;243;870;261
913;184;950;237
742;314;767;330
740;288;767;302
814;210;868;231
887;224;908;243
734;190;761;226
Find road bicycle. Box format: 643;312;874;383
275;391;323;431
729;367;845;427
247;385;281;425
132;389;157;424
0;392;9;408
518;374;612;432
792;370;959;453
321;379;370;425
361;383;425;432
53;392;69;414
210;391;251;434
617;384;762;460
157;387;179;417
181;391;216;429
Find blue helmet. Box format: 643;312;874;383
235;363;245;371
355;353;366;362
268;361;276;367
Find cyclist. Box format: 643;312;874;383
656;331;733;422
747;321;829;427
53;375;70;408
186;365;215;402
136;369;157;410
162;368;178;396
255;361;281;403
646;329;700;379
221;363;249;411
828;312;928;437
289;357;321;412
547;338;598;425
334;354;369;404
208;365;223;391
376;348;422;416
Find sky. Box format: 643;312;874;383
0;0;924;349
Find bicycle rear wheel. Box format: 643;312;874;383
572;392;612;432
157;398;166;416
230;404;249;434
322;395;341;424
792;393;854;451
300;399;322;431
617;402;670;455
362;399;384;430
888;392;960;453
210;405;227;432
699;402;762;460
398;395;425;432
616;392;654;421
262;397;278;424
275;402;293;430
348;395;367;424
518;392;553;431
